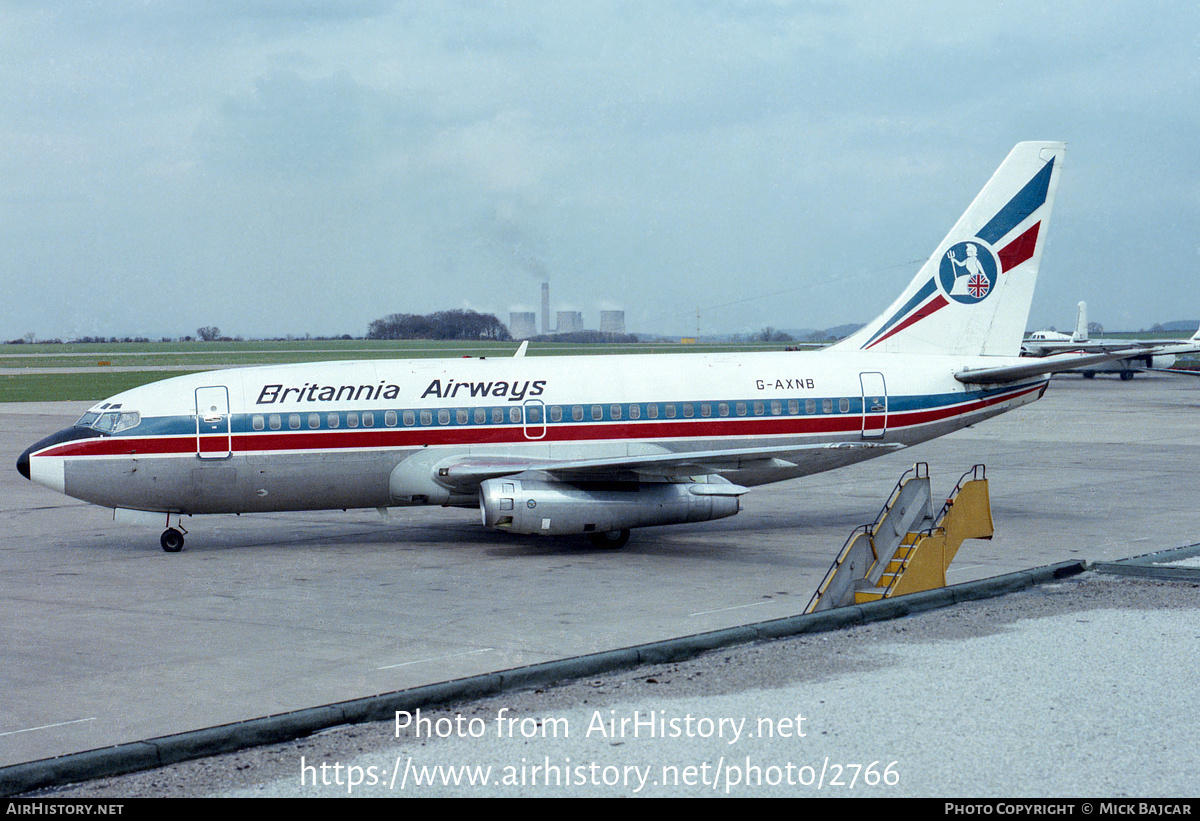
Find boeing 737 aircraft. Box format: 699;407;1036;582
18;142;1139;552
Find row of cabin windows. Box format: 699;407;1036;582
248;397;856;432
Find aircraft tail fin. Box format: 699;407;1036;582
831;142;1065;357
1072;301;1088;342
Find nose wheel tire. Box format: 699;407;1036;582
586;529;630;550
160;528;185;552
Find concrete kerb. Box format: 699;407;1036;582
0;559;1086;797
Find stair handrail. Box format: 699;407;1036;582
935;464;986;523
805;523;872;612
869;462;928;533
883;464;987;598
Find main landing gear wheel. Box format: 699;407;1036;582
587;529;631;550
160;528;185;553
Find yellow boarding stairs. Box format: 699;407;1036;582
805;464;993;613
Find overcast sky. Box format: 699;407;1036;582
3;1;1198;341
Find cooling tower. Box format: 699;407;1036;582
600;310;625;334
556;311;584;334
509;312;537;339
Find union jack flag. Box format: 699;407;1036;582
967;273;990;298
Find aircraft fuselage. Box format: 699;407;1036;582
20;350;1046;518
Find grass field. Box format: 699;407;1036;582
0;371;207;402
0;339;799;402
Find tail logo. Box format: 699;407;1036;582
939;240;999;304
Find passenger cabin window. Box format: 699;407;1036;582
252;415;265;431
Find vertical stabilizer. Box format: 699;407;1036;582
831;142;1065;357
1072;301;1088;342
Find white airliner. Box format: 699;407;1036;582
1024;301;1200;379
17;142;1137;552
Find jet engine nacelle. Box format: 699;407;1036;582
478;476;744;536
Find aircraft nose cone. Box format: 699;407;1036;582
18;426;105;485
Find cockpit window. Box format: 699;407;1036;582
76;410;140;434
91;413;119;433
75;412;100;428
114;412;141;433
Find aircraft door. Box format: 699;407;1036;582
195;386;232;459
859;372;887;439
523;399;546;440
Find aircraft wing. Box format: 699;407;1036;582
432;441;905;489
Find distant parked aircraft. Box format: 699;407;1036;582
1024;302;1200;379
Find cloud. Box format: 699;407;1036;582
3;1;1200;339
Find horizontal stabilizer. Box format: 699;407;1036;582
956;349;1156;384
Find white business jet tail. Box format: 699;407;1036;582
831;142;1065;358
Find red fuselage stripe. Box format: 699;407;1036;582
33;383;1043;460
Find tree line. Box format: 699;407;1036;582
366;309;511;341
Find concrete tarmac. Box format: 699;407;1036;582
3;373;1199;793
38;571;1200;798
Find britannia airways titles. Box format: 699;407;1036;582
254;375;821;407
256;378;548;406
